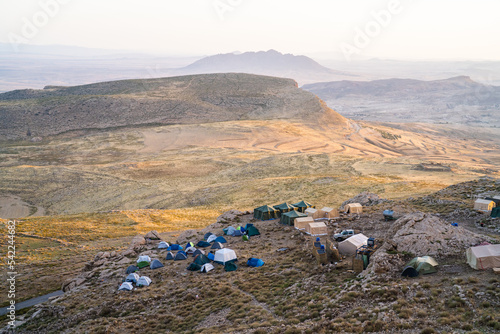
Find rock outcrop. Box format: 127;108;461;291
341;192;386;209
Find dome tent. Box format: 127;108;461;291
137;276;152;287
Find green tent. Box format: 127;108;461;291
293;200;315;213
137;261;150;269
247;225;260;237
224;262;238;272
491;207;500;218
187;263;202;271
406;256;438;275
274;202;297;217
193;254;211;266
253;205;278;220
280;210;307;226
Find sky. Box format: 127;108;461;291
1;0;499;60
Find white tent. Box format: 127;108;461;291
305;208;322;219
137;255;151;263
125;273;140;283
158;241;169;249
137;276;152;287
294;217;314;230
201;263;215;273
207;234;217;243
118;282;134;291
345;203;363;214
321;207;339;219
338;233;368;255
185;246;197;255
214;248;237;264
306;222;328;236
466;244;500;270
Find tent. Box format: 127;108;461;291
158;241;169;249
338;234;368;255
118;282;133;291
466;244;500;270
253;205;278;220
223;226;237;235
125;273;140;283
174;252;188;261
187;263;202;271
305;208;322;219
194;254;211;266
244;223;254;230
197;240;211;248
215;236;227;244
321;207;339;219
150;259;164;269
294;217;314;230
192;249;205;257
204;232;214;240
137;276;152;287
246;225;260;236
491;207;500;218
207;235;217;243
474;199;495;212
211;241;224;249
137;255;151;263
125;265;139;274
242;235;249;241
406;256;438;275
186;247;197;255
293;200;315;213
214;248;237;264
231;229;243;237
167;244;183;251
306;222;328;236
165;252;175;260
274;202;297;217
207;252;215;261
236;226;246;233
247;258;265;267
401;266;419;277
280;210;307;226
345;203;363;214
224;262;238;272
185;242;195;249
201;263;214;273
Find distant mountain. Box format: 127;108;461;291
177;50;358;85
303;76;500;126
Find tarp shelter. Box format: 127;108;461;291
126;273;140;283
194;254;211;266
201;263;214;273
401;266;419;277
207;235;217;243
204;232;214;240
187;263;202;271
165;252;174;260
253;205;278;220
231;229;243;236
322;207;339;219
223;226;237;235
224;262;238;271
150;259;164;269
466;244;500;270
305;207;322;219
280;210;307;226
125;265;138;274
118;282;133;291
215;236;227;244
406;256;438;274
174;252;188;261
193;249;205;257
338;234;368;255
214;248;237;264
247;258;265;267
491;207;500;218
137;276;152;287
158;241;169;249
306;222;328;236
246;225;260;236
293;200;314;213
167;244;183;251
197;240;211;248
273;202;297;217
474;199;495;212
345;203;363;214
295;217;314;230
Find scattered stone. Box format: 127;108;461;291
144;231;162;240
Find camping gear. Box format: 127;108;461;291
293;200;314;213
401;266;419;277
207;252;215;261
338;234;369;255
367;238;375;248
405;256;438;275
137;276;152;287
214;236;227;244
242;235;249;241
165;252;174;260
158;241;169;249
451;223;458;227
194;254;211;266
197;240;211;248
118;282;133;291
214;248;237;264
273;202;297;217
204;232;214;240
174;252;188;261
201;263;215;273
345;203;363;214
185;242;195;249
137;261;149;269
466;244;500;270
295;217;314;230
491;207;500;218
383;210;395;221
125;273;140;283
280;210;308;226
167;244;183;251
236;226;246;233
125;265;139;274
186;247;197;255
224;262;238;272
305;207;322;219
207;235;217;243
192;249;205;257
474;199;496;212
253;205;278;220
305;222;327;236
321;207;339;219
246;225;260;236
211;241;224;249
247;258;265;267
150;259;164;269
231;229;243;237
223;226;237;235
137;255;151;263
187;263;202;271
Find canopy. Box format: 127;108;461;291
274;202;297;216
293;200;314;213
253;205;278;220
280;210;307;226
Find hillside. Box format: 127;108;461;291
303;76;500;126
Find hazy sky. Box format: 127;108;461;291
1;0;499;60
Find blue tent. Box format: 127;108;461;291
204;232;214;241
150;259;164;269
125;265;139;274
167;244;183;251
177;250;187;257
165;252;174;260
231;229;243;237
174;252;187;261
214;236;227;244
211;242;223;249
247;258;265;267
197;240;211;248
244;223;254;230
184;242;195;249
207;252;215;261
236;226;246;233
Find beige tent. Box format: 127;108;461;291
474;199;495;212
305;208;322;219
294;217;314;230
466;244;500;270
338;233;368;255
306;222;328;236
345;203;363;214
321;207;339;219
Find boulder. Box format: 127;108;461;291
144;231;162;240
216;209;244;223
130;235;146;248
